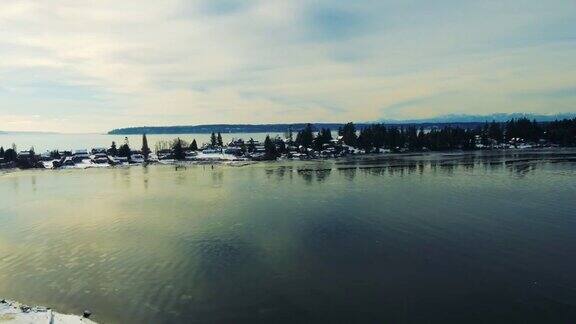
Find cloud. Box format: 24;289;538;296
0;0;574;132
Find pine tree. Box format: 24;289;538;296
3;148;17;162
172;138;185;160
217;132;223;147
49;150;61;159
313;128;332;150
264;135;277;159
0;146;4;158
5;149;16;161
340;122;358;146
295;123;314;148
488;121;503;143
276;136;286;154
210;132;217;147
108;141;118;156
248;138;256;152
284;127;294;144
118;143;131;157
190;139;198;151
141;134;151;159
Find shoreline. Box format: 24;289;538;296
2;148;575;174
0;299;96;323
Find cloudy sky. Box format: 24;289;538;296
0;0;575;133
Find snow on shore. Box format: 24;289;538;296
0;299;97;324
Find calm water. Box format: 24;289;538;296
1;151;576;323
0;132;283;152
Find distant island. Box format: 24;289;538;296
108;113;576;135
107;122;489;135
109;123;360;135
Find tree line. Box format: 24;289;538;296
2;118;576;165
290;118;576;153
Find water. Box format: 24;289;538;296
0;132;284;153
1;150;576;323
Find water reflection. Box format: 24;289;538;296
211;169;224;187
338;167;357;181
0;151;575;323
330;150;576;179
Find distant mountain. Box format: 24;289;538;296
0;131;59;135
378;113;576;124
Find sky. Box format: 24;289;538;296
0;0;575;133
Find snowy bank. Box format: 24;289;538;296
0;299;97;324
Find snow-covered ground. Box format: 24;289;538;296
39;152;246;170
0;299;96;323
194;152;245;161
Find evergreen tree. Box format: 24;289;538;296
339;122;358;146
488;121;503;143
313;128;333;150
0;146;4;158
357;130;373;152
172;137;185;160
284;127;294;144
276;136;287;154
417;127;426;149
407;126;418;150
49;150;61;159
190;139;198;151
295;123;314;148
118;143;131;157
217;132;223;147
108;141;118;156
210;132;217;147
248;138;256;153
3;148;17;162
264;135;278;159
545;118;576;146
141;134;151;159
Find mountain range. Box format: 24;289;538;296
377;113;576;124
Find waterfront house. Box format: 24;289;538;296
40;152;53;161
202;148;222;154
91;153;109;164
62;157;75;166
72;149;90;162
224;147;243;155
91;148;107;154
184;151;198;160
130;153;145;163
16;151;42;169
157;149;173;160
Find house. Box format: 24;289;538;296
91;148;107;154
39;152;53;161
91;153;108;164
157;149;173;160
17;151;41;169
130;153;145;163
224;147;243;155
184;151;198;160
17;151;33;158
202;148;222;154
72;149;90;162
227;138;245;147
